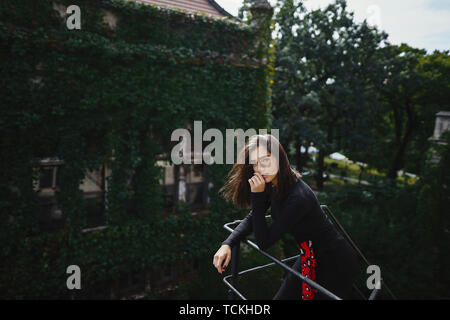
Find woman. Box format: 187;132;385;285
212;134;360;300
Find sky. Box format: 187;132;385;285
215;0;450;53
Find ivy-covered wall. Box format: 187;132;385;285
0;0;275;298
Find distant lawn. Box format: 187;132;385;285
395;174;419;185
303;156;418;186
323;157;383;180
324;176;346;187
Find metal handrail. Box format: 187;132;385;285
222;205;396;300
320;205;396;300
223;253;301;300
223;217;341;300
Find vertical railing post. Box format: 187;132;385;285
228;242;241;300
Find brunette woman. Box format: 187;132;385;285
213;134;360;300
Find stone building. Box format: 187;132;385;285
428;111;450;165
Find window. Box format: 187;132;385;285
33;157;64;192
185;164;206;209
33;157;65;231
39;166;55;189
157;160;176;210
33;157;107;231
157;160;209;213
80;167;106;228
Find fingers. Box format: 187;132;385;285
250;173;266;189
254;172;265;184
213;245;233;274
223;251;231;270
213;252;228;274
248;173;265;192
248;177;257;192
248;175;262;186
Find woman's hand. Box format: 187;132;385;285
213;244;231;274
248;172;266;193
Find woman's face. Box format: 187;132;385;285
248;146;279;184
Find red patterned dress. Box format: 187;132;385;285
299;240;317;300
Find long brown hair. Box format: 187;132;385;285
218;134;302;209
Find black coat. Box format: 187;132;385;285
222;178;360;300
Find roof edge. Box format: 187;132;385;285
206;0;243;22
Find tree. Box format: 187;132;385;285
272;0;388;189
371;45;450;179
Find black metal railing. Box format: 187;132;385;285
222;204;396;300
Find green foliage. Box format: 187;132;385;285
317;135;450;300
271;0;390;188
0;0;273;298
0;204;213;298
165;253;229;300
235;241;285;299
416;132;450;298
365;44;449;179
272;0;450;189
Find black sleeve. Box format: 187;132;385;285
222;194;271;248
251;189;311;251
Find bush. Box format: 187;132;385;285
0;0;273;299
317;171;447;299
